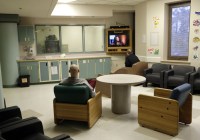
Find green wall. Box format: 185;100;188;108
0;23;19;87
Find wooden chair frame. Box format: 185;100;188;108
53;92;102;128
138;88;192;136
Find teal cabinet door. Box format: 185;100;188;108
18;62;39;83
87;59;96;78
103;58;111;74
28;62;39;83
18;62;30;75
50;61;60;81
18;26;34;44
70;60;78;65
78;59;88;79
18;26;27;43
61;60;69;80
95;58;104;76
39;62;49;82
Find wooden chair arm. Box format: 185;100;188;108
87;91;102;128
138;94;179;116
138;94;179;136
154;88;172;98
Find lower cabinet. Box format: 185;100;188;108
18;57;111;84
18;62;39;83
60;60;69;80
39;61;60;82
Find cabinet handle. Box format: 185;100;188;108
46;63;48;66
66;62;67;65
51;62;53;66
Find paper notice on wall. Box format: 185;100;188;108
51;66;58;75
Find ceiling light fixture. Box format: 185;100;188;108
58;0;76;3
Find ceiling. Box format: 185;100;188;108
0;0;148;18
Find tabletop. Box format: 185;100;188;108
96;74;146;85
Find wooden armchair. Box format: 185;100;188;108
53;85;102;128
138;83;192;136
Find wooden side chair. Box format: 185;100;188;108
138;83;192;136
53;84;102;128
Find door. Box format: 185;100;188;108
61;60;69;80
78;59;88;78
39;61;49;82
50;61;60;81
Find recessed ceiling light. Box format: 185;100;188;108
58;0;76;3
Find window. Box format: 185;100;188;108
61;26;83;53
168;2;190;60
84;26;105;52
35;25;60;54
35;25;105;55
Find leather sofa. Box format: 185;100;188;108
95;61;148;98
189;67;200;94
53;84;102;128
0;106;72;140
0;117;72;140
0;106;22;128
164;65;195;88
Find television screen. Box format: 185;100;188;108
108;29;130;47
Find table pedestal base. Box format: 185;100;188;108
111;85;131;114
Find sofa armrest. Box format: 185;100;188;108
52;134;71;140
189;72;199;85
0;106;22;123
1;117;44;140
185;71;195;82
144;68;152;76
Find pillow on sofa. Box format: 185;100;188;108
170;83;191;107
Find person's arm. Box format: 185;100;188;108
82;79;96;97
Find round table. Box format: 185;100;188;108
97;74;146;114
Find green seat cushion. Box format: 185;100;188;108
54;84;91;104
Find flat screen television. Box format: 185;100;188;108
106;28;132;53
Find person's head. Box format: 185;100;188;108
69;64;79;78
126;49;132;56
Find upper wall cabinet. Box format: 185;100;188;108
18;26;34;44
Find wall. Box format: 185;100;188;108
135;0;200;67
189;0;200;68
0;62;4;108
134;1;147;61
19;11;134;72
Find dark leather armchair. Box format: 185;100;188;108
143;63;171;87
0;106;22;128
0;106;72;140
164;65;195;88
0;117;72;140
54;84;102;128
189;67;200;94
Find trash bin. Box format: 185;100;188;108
18;75;30;87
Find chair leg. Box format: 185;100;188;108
143;81;147;87
54;118;63;125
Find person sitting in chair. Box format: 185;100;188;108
59;64;96;97
125;49;140;67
